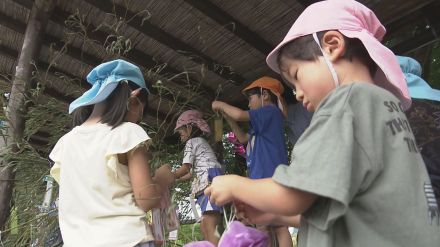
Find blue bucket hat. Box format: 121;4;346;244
69;59;149;113
397;56;440;102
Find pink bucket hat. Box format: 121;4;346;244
266;0;411;110
175;110;211;134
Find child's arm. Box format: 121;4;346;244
177;172;192;182
237;202;300;227
212;101;249;144
276;215;301;228
223;114;249;144
173;163;192;182
212;101;249;121
205;175;317;216
127;147;174;212
250;213;300;228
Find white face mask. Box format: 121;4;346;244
312;32;340;88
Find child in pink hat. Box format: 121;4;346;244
173;110;225;245
205;1;440;246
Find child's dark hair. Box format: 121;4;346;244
72;81;149;128
188;124;204;139
243;88;278;105
278;31;377;76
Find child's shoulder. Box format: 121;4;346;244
318;83;398;114
333;82;394;99
106;122;149;145
253;104;283;116
188;136;208;144
348;83;402;109
349;83;395;98
341;82;397;102
111;122;145;133
184;137;208;150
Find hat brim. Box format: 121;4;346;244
68;81;118;114
266;35;298;74
410;87;440;102
341;29;411;110
266;30;411;110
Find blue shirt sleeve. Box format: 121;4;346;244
286;103;313;144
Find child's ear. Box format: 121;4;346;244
130;88;142;97
129;88;143;105
321;31;346;62
262;90;270;100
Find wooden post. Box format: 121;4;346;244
0;0;55;231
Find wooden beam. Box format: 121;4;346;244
384;1;438;36
83;0;246;85
387;1;440;54
391;31;439;55
297;0;321;7
383;0;435;26
183;0;272;55
0;73;74;105
0;44;170;121
12;0;216;105
0;11;101;66
0;8;200;122
0;43;85;103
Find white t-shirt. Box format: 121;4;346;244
182;137;223;195
50;122;154;247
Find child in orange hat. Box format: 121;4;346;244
212;76;292;247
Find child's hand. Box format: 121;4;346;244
204;174;242;206
234;201;276;225
234;201;253;225
241;204;277;225
154;164;175;187
212;101;225;113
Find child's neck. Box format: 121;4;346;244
83;102;106;125
261;101;275;107
336;58;374;86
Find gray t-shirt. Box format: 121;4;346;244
273;83;440;247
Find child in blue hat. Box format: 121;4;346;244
49;60;175;247
398;55;440;206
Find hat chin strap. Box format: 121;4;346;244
313;33;340;87
277;99;284;113
261;87;285;114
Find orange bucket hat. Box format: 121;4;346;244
242;76;287;117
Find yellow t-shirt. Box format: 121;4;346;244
50;122;153;247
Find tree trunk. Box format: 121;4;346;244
0;0;55;232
